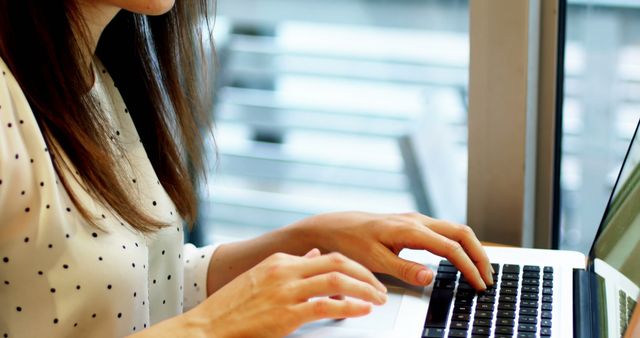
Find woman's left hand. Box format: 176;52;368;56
294;211;494;291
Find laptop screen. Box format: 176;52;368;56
590;119;640;286
589;118;639;336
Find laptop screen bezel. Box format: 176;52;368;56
586;118;640;268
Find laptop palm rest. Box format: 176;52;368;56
289;274;424;337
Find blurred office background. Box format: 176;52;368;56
192;0;640;254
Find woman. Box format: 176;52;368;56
0;1;493;337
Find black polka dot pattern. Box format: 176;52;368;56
0;59;215;336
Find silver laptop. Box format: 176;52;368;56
290;119;640;338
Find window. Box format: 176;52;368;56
193;0;471;245
559;0;640;252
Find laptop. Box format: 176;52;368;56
290;119;640;338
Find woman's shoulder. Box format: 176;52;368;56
0;55;14;87
0;54;50;185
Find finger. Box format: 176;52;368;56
376;247;434;286
296;253;387;293
399;227;487;291
303;248;322;258
330;295;346;320
294;298;372;323
292;272;387;305
420;219;493;286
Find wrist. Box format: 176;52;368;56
283;213;332;254
128;310;215;338
180;307;218;338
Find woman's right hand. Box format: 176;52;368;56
185;249;388;337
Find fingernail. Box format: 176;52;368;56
377;291;388;304
486;267;494;286
377;282;387;293
303;248;320;258
417;269;432;285
490;265;495;274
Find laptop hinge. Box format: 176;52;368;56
573;269;607;338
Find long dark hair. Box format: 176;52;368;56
0;1;215;231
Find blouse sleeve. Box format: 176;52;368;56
182;243;222;311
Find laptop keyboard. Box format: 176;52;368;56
423;260;554;338
619;289;637;337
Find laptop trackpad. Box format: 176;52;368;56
289;286;405;337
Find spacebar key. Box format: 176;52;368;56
424;289;454;328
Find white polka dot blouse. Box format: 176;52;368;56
0;57;219;338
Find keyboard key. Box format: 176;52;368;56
543;288;553;295
523;271;540;279
473;318;492;327
497;302;516;310
519;307;537;316
518;316;537;324
453;304;472;314
457;282;474;291
476;303;493;311
518;323;536;332
450;321;469;330
496;318;514;326
491;263;500;274
628;296;637;312
521;285;539;294
523;265;540;272
456;290;475;299
438;265;458;274
543;266;553;273
479;288;497;296
542;280;553;287
451;313;470;322
455;298;473;306
500;288;518;295
434;279;456;289
474;310;493;319
422;327;444;338
440;260;454;267
502;280;518;288
542;303;553;311
499;295;517;303
497;310;516;319
541;319;552;327
543;273;553;280
521;293;538;300
495;326;514;334
502;273;519;281
541;327;552;336
520;300;538;308
436;272;457;281
522;279;539;286
541;311;552;319
495;335;513;338
471;326;491;336
447;329;467;338
477;295;495;303
424;289;454;328
517;333;535;338
503;264;520;274
542;295;553;303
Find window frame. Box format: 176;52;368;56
466;0;563;248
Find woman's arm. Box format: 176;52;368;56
206;211;494;295
134;249;387;337
206;223;314;295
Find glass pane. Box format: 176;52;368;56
560;0;640;252
195;0;470;244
